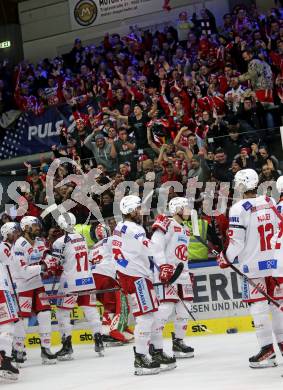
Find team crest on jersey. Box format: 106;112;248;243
175;244;188;261
174;226;182;232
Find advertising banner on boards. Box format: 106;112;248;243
69;0;164;30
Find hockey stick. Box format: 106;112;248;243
6;264;20;311
48;231;69;296
41;266;185;300
190;210;283;311
152;258;211;332
40;287;121;300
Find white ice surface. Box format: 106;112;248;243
2;332;283;390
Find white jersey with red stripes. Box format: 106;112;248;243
13;236;47;293
271;199;283;277
112;221;155;279
89;236;116;279
52;232;95;293
151;216;191;284
0;241;13;292
226;195;279;278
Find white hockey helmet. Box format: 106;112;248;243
95;223;111;241
168;197;189;215
20;216;40;231
120;195;141;215
1;222;17;240
276;176;283;194
234;169;259;191
57;213;76;231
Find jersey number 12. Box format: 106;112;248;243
258;223;273;251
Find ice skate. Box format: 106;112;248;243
12;348;27;367
102;334;125;347
94;333;105;356
249;344;277;368
149;344;176;371
172;332;194;358
41;347;57;365
134;347;160;376
0;352;19;381
56;335;74;361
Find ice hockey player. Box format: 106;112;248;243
0;224;27;367
90;223;133;345
268;176;283;357
0;223;20;380
13;216;57;365
113;195;176;375
151;197;194;358
217;169;283;368
53;213;104;360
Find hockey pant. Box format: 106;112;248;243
151;301;191;349
0;323;14;357
250;300;283;347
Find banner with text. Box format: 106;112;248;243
0;105;74;160
191;262;249;319
69;0;164;30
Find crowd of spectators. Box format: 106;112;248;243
1;3;283;243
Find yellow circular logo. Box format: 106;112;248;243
74;0;98;26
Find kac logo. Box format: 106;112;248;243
74;0;98;26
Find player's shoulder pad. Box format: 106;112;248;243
241;200;253;211
152;214;171;233
229;201;245;218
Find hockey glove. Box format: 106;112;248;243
40;255;60;276
216;251;230;269
159;264;174;284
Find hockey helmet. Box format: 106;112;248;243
57;212;76;231
168;197;189;215
20;216;40;231
95;223;111;241
120;195;141;215
1;222;18;240
234;169;258;191
276;176;283;194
